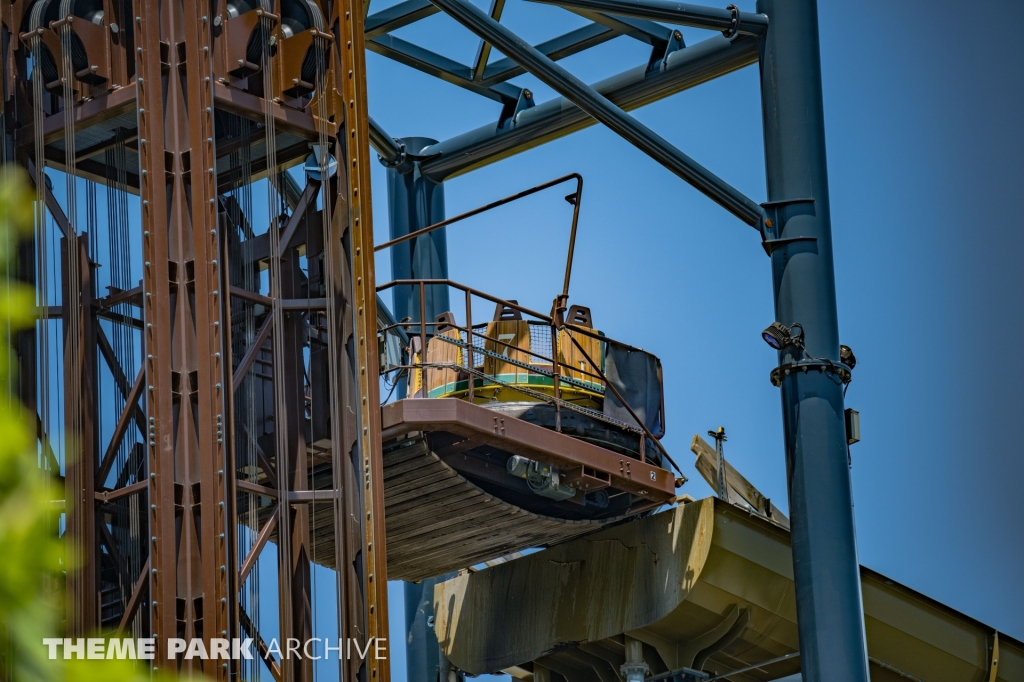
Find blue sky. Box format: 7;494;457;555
363;0;1024;677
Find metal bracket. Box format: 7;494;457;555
497;87;536;130
760;197;815;255
722;4;740;40
761;235;817;254
989;631;1000;682
770;359;851;387
650;28;685;74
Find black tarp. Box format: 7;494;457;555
602;340;665;438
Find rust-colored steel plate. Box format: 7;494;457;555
381;398;675;502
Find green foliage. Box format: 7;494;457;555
0;168;162;682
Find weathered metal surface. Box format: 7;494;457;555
382;398;675;501
336;0;393;676
63;235;99;634
135;0;230;674
7;0;390;675
690;434;788;527
434;499;715;673
381;433;621;581
434;498;1024;682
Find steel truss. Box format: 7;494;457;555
3;0;386;679
1;0;869;680
368;1;869;682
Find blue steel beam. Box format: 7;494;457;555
367;34;525;102
528;0;769;36
560;11;686;73
426;0;765;226
420;33;758;180
757;0;870;680
471;0;507;82
478;23;618;86
363;0;674;84
365;0;439;39
368;24;623;95
368;116;407;168
558;7;677;47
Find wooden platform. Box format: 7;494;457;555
381;433;618;581
253;398;675;581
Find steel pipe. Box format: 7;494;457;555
427;0;763;226
419;33;758;186
528;0;768;36
758;1;870;680
369;115;407;167
386;137;450;330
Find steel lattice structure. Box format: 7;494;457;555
0;0;870;680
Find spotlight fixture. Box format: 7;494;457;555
761;321;803;349
840;344;857;370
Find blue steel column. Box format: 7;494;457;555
756;1;870;680
404;575;455;682
385;136;451;682
387;137;451;325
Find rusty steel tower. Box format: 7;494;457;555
3;0;387;678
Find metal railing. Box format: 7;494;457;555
376;278;681;476
373;174;682;475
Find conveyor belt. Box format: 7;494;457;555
382;432;621;582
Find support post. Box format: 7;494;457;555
63;234;98;635
404;575;449;682
337;1;393;678
386;137;451;681
756;1;870;680
136;0;232;675
386;137;450;326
